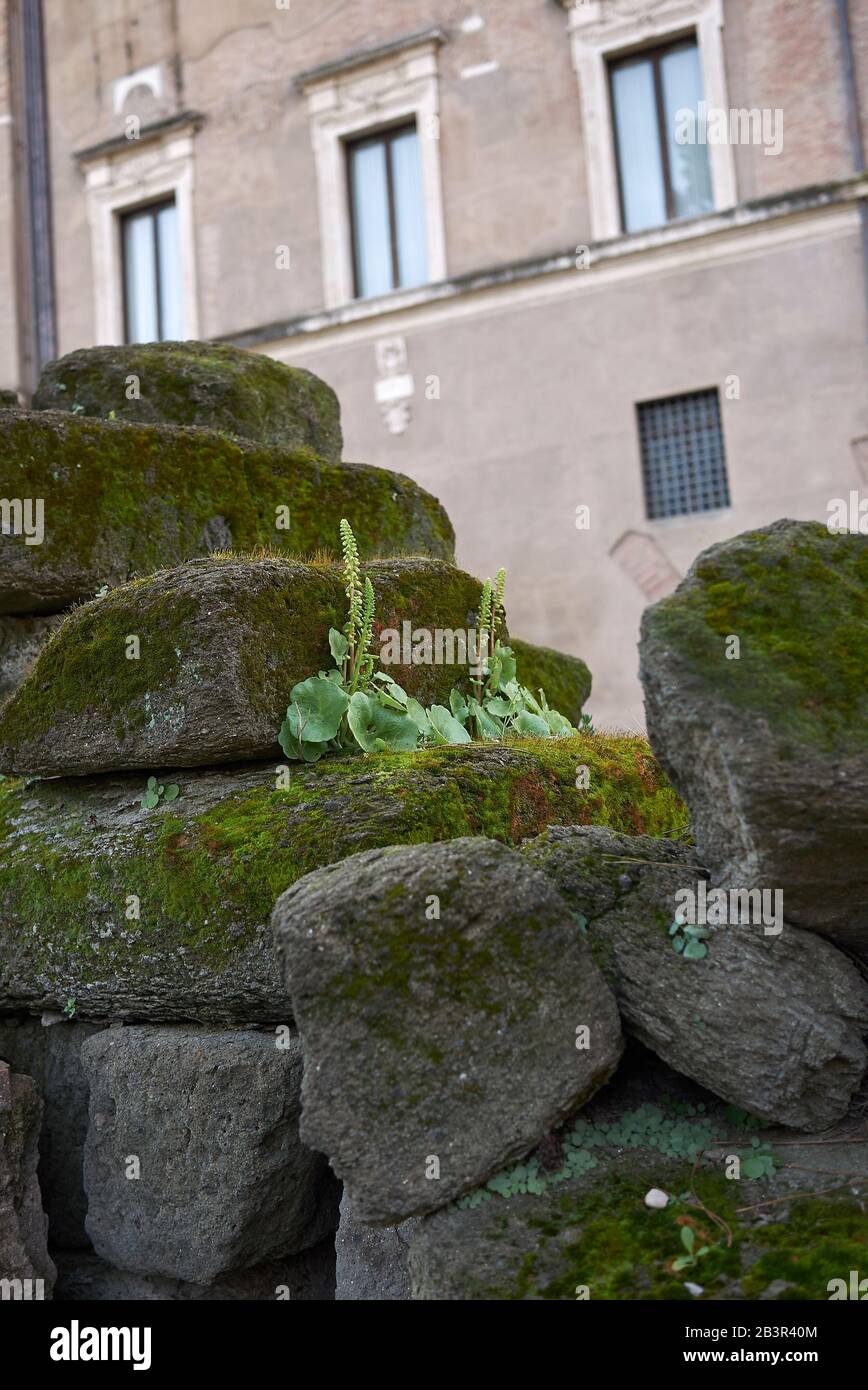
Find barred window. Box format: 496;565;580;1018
637;389;730;520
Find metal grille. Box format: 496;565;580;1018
637;389;730;520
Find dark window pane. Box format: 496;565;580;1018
122;209;158;343
156;202;183;340
391;127;428;288
611;37;712;234
347;124;429;298
121;199;181;343
660;43;713;219
349;139;393;298
638;389;730;519
611;58;666;232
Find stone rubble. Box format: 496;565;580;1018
1;345;864;1300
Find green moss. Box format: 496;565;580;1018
651;522;868;750
740;1197;868;1299
327;886;543;1027
0;735;687;982
0;409;454;604
32;340;344;460
0;556;485;753
510;637;591;725
0;581;197;741
455;1162;868;1301
514;1171;741;1300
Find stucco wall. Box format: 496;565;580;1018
34;0;868;347
263;214;868;727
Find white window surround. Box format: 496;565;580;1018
565;0;737;242
298;35;447;310
79;123;200;344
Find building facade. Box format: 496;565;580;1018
2;0;867;726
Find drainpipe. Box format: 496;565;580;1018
834;0;868;336
12;0;56;389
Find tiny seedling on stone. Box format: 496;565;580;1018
141;776;180;810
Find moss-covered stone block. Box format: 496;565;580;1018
32;341;343;460
0;554;485;775
0;736;686;1022
511;637;591;724
640;519;868;955
0;410;454;615
273;837;622;1222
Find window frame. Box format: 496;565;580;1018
608;36;707;233
345;120;424;299
564;0;735;242
77;121;200;345
296;34;447;309
120;196;179;343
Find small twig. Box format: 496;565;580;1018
686;1151;733;1247
735;1180;866;1214
755;1135;868;1148
708;1134;868;1148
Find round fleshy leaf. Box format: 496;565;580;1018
286;675;349;743
514;710;550;738
347;692;420;753
428;704;473;745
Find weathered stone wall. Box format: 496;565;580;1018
1;347;865;1302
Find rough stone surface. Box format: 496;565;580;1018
53;1238;336;1301
273;836;623;1223
511;637;591;725
0;409;453;615
0;1062;56;1293
81;1026;339;1283
0;1017;107;1249
335;1191;417;1301
0;737;684;1024
0;613;63;701
0;554;482;775
524;825;868;1131
32;341;344;460
640;519;868;954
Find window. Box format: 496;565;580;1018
297;32;446;308
638;389;730;520
610;38;713;234
121;199;183;342
347;124;428;299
